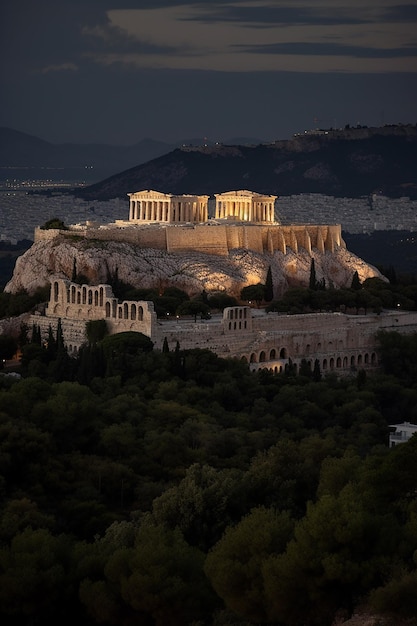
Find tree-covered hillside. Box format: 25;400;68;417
1;328;417;625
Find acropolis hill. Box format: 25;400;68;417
6;187;417;376
7;188;381;297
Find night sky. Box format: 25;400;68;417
1;0;416;145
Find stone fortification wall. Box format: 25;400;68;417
34;227;66;242
35;222;345;257
166;225;230;255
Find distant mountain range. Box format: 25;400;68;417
0;127;262;183
73;124;417;201
1;125;417;200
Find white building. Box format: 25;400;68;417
389;422;417;447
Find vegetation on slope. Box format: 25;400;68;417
1;321;417;625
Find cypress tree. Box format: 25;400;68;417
309;258;317;290
313;359;322;381
265;266;274;302
351;271;361;290
71;257;77;282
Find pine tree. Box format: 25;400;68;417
162;337;170;353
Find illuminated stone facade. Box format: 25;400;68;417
128;190;209;224
30;278;417;377
215;190;277;222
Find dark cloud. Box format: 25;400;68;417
180;5;372;27
1;0;416;145
238;42;417;59
381;4;417;22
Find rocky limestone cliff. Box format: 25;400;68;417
5;238;383;297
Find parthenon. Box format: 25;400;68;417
128;190;209;224
127;189;277;225
215;190;277;222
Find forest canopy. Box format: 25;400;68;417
1;327;417;625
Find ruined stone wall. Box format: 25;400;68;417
42;279;158;348
31;278;417;376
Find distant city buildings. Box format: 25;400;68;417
2;183;417;244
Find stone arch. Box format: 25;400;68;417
94;290;99;306
330;358;335;369
53;281;59;303
123;303;129;319
88;290;93;305
364;353;369;364
82;287;87;305
280;347;287;358
71;285;76;303
371;352;377;364
351;355;355;366
138;306;144;321
77;291;81;305
250;353;257;363
131;303;137;320
343;356;348;367
241;356;248;363
323;358;328;370
99;287;104;307
358;354;363;365
259;350;266;362
105;302;111;317
336;357;342;368
269;348;276;359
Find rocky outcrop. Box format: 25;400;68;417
5;238;383;297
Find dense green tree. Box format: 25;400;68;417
40;217;68;230
263;483;400;625
240;283;265;306
0;334;18;366
86;319;108;345
176;298;210;321
152;463;246;549
0;528;75;622
207;292;238;310
80;521;216;626
205;507;294;622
